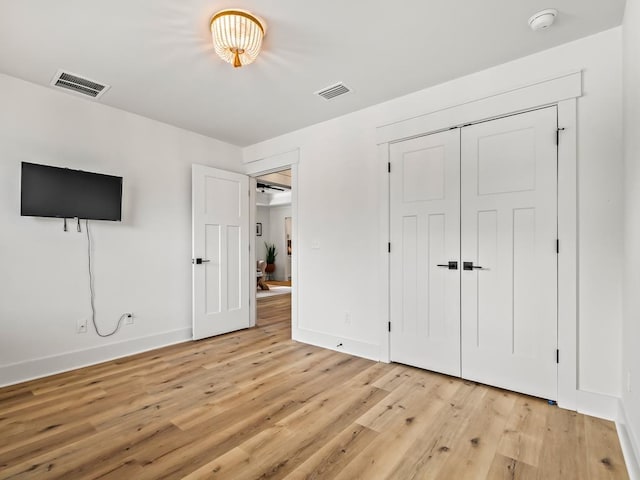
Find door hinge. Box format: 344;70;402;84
556;239;559;254
388;322;391;332
556;349;560;364
388;242;391;253
387;162;391;173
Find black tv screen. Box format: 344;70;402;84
21;162;122;221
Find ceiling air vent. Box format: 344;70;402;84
50;70;110;99
315;82;351;100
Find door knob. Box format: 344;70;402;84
193;258;210;265
437;261;458;270
463;261;484;271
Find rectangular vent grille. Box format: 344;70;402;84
50;70;110;99
315;82;351;100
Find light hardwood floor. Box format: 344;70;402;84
0;294;629;479
264;280;292;287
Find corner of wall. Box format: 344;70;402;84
622;1;640;477
617;398;640;480
292;327;382;363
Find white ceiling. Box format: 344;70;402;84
0;1;626;146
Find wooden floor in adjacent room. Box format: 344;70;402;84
0;293;629;479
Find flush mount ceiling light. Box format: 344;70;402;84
528;9;558;31
210;9;266;68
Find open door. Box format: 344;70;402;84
192;164;250;340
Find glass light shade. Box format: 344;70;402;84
210;10;266;68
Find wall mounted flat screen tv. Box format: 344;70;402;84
21;162;123;221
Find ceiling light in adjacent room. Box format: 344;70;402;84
210;9;266;68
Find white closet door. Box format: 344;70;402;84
390;129;461;376
460;107;558;399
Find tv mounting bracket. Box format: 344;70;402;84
62;218;82;233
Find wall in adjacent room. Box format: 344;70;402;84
256;205;271;263
255;204;291;282
243;28;624;399
268;205;292;281
622;0;640;468
0;74;242;385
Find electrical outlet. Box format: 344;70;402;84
344;312;351;325
77;318;88;334
125;313;134;325
628;371;632;393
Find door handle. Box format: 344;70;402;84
437;261;458;270
463;261;484;271
192;258;210;265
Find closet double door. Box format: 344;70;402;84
389;107;558;400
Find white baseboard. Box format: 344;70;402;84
292;327;381;362
576;389;620;420
575;392;639;479
0;328;192;387
617;399;640;480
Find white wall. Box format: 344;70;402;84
255;204;292;282
622;0;640;463
256;205;271;262
244;28;624;399
269;205;292;281
0;74;242;385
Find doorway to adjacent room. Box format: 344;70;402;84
253;168;293;327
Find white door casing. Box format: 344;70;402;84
192;164;250;340
389;107;558;400
379;74;580;409
460;107;558;400
389;129;462;376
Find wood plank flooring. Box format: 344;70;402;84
0;293;629;479
264;280;292;288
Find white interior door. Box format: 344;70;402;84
460;107;558;399
390;129;461;377
192;164;250;340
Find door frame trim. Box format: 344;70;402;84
378;72;581;411
244;150;299;331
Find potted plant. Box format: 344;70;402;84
265;242;277;274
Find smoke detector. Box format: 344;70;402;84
528;9;558;31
